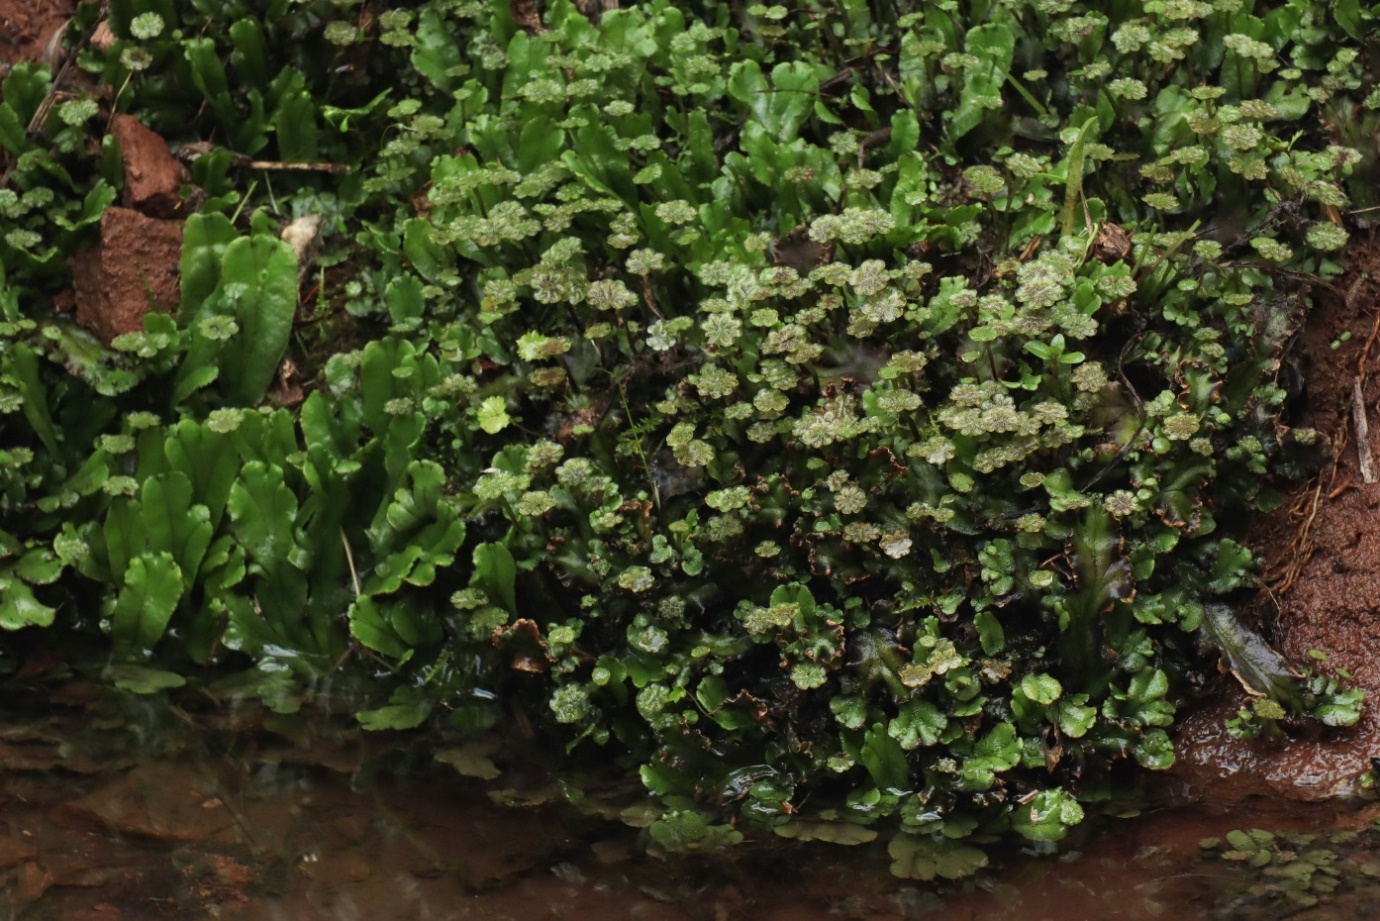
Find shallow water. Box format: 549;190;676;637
5;687;1380;921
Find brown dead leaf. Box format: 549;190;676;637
771;225;833;275
1092;222;1133;264
511;0;544;33
268;356;305;409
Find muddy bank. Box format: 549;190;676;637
1176;238;1380;803
5;694;1380;921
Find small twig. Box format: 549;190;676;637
178;144;352;174
856;126;892;169
263;170;280;216
331;530;363;670
638;274;663;319
0;17;99;190
105;71;134;133
341;526;361;598
1354;379;1376;484
244;159;352;174
25;23;84;135
1356;297;1380;390
819;67;855;92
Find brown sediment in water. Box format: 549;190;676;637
4;722;1378;921
1175;237;1380;804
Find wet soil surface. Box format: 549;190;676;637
5;689;1380;921
0;0;74;69
1175;237;1380;803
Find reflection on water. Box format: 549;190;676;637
4;688;1380;921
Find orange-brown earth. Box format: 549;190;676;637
1175;236;1380;804
7;694;1380;921
0;0;73;70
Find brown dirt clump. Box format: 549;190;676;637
1175;236;1380;802
70;206;183;344
0;0;74;66
108;114;187;218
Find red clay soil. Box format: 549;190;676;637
0;0;74;66
108;114;187;218
69;206;183;344
4;3;188;344
67;114;188;344
1175;236;1380;803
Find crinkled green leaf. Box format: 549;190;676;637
1012;789;1085;842
476;395;510;434
412;6;463;92
110;552;184;659
15;548;63;585
216;234;299;406
7;343;59;456
889;700;948;750
0;577;56;630
348;596;409;659
472;542;517;615
1020;673;1063;706
140;473;212;587
273;88;319;162
163;420;240;529
228;461;298;568
861;722;909;790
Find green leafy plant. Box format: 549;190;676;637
3;0;1377;881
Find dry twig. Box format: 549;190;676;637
1355;379;1376;484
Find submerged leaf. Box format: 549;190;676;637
106;664;188;694
888;834;989;880
357;700;432;730
774;820;878;845
435;746;502;780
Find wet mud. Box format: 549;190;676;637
5;689;1380;921
1175;238;1380;804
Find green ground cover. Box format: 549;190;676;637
3;0;1378;877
